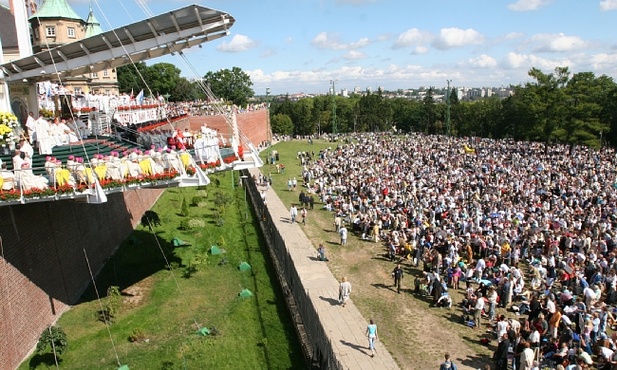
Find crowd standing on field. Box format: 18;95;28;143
297;132;617;369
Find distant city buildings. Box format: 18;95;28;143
266;85;515;102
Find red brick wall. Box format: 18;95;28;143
173;110;270;148
0;188;163;370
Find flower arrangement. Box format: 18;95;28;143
54;184;76;195
223;155;238;164
22;187;57;198
198;159;221;170
0;189;22;201
0;111;19;147
186;166;196;176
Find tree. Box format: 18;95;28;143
116;62;149;94
144;63;182;99
270;113;293;135
526;67;570;152
36;326;68;357
556;71;608;150
172;78;199;102
203;67;254;106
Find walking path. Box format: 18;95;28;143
248;168;399;370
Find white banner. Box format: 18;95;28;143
115;108;167;125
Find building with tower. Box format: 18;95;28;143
28;0;118;96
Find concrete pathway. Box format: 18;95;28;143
249;168;400;370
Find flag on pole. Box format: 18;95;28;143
136;89;144;104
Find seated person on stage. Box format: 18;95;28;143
0;163;15;190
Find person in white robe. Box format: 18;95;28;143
35;117;53;155
25;112;36;144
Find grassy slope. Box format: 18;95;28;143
21;172;304;370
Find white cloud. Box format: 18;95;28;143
530;33;588;52
501;52;573;71
216;34;256;52
392;28;431;49
600;0;617;10
508;0;552;11
412;46;428;55
589;52;617;69
468;54;498;68
504;32;525;40
311;32;371;50
342;50;367;60
432;28;484;50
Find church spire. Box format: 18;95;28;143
84;0;103;38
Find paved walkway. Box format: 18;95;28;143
249;168;399;370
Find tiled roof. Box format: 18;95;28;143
30;0;82;21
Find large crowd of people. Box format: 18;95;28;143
301;132;617;370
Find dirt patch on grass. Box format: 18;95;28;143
122;277;155;306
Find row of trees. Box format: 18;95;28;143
270;67;617;149
116;63;254;106
117;62;617;149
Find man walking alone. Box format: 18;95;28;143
392;263;404;294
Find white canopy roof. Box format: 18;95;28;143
1;4;234;82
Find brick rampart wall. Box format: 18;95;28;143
0;188;163;370
172;110;270;148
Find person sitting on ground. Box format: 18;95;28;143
317;244;328;261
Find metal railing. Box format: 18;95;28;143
244;170;344;370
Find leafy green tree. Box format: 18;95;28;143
270;113;293;135
422;88;437;133
172;78;199;102
36;326;68;356
555;72;607;150
203;67;254;106
526;67;570;151
144;63;183;98
116;62;148;94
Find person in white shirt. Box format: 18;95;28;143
475;258;486;281
519;341;535;370
473;292;485;329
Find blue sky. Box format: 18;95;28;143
4;0;617;95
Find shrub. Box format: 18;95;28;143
179;218;206;230
98;286;121;323
128;328;147;343
36;326;68;356
191;196;204;206
181;197;189;217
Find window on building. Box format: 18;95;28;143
46;26;56;37
91;72;98;78
74;87;83;95
105;89;110;95
102;69;109;77
67;27;76;38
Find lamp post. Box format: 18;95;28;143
330;79;337;135
266;87;271;165
446;79;452;136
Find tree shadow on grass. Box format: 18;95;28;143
29;353;62;369
339;340;369;356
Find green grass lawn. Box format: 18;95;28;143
22;171;305;370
